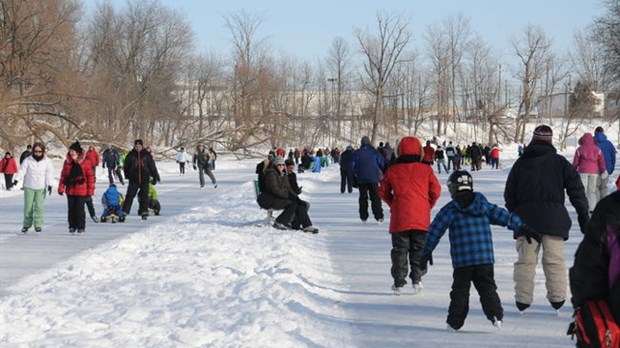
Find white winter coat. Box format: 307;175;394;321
176;151;188;163
13;156;56;190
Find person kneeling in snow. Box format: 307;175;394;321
101;184;126;222
421;170;540;332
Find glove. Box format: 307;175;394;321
193;164;197;170
578;213;590;234
419;254;433;271
58;191;64;196
151;178;157;185
518;224;541;244
102;164;105;169
47;185;52;196
601;171;609;180
12;180;18;186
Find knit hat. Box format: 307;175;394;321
274;156;285;165
69;141;83;153
361;136;370;145
532;125;553;143
346;145;353;151
595;126;604;134
134;139;144;146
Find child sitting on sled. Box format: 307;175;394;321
100;183;126;222
147;182;161;216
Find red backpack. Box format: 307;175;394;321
569;225;620;348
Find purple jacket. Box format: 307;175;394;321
573;133;606;174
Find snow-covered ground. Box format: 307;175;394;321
0;149;617;347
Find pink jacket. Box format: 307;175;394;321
573;133;606;174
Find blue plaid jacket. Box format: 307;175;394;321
423;192;523;268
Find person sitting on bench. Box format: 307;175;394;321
257;156;318;234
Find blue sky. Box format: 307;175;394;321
94;0;602;64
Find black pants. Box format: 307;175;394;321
391;230;427;287
123;179;150;215
358;183;383;221
67;195;86;229
447;264;503;330
340;170;352;193
179;162;185;174
290;200;312;229
85;195;96;217
4;173;13;190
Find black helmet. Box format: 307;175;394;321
447;170;473;197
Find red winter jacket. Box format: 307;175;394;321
380;137;442;233
422;145;435;163
86;148;100;167
58;153;95;196
0;156;18;174
490;147;501;159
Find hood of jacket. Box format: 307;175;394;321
520;140;557;167
594;132;608;143
396;137;423;157
579;132;595;146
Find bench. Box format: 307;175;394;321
253;179;276;225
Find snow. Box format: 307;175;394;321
0;150;617;347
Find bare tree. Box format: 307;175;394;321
355;11;411;144
0;0;82;150
424;22;450;136
511;25;551;143
592;0;620;87
326;36;353;143
571;30;607;91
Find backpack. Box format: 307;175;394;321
568;224;620;348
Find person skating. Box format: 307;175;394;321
193;143;217;189
504;125;590;312
176;147;188;174
379;136;441;295
423;170;541;331
339;145;354;194
13;142;55;234
58;141;96;233
352;136;384;223
122;139;160;220
573;132;607;213
593;126;617;203
0;151;18;190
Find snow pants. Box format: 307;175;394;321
580;173;599;212
447;264;503;330
513;235;566;305
358;183;383;221
123;179;150;215
596;173;609;203
4;173;14;190
199;165;216;187
390;230;427;287
22;187;45;229
340;170;353;193
66;195;86;230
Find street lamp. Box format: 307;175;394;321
327;78;337;116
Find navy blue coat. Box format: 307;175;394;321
339;149;354;172
504;140;589;240
594;132;617;175
352;144;384;184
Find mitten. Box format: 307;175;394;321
578;213;590;234
518;224;541;244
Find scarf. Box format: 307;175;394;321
65;160;85;187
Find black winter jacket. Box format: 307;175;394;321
504;140;588;240
570;191;620;323
257;167;298;210
123;149;160;184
